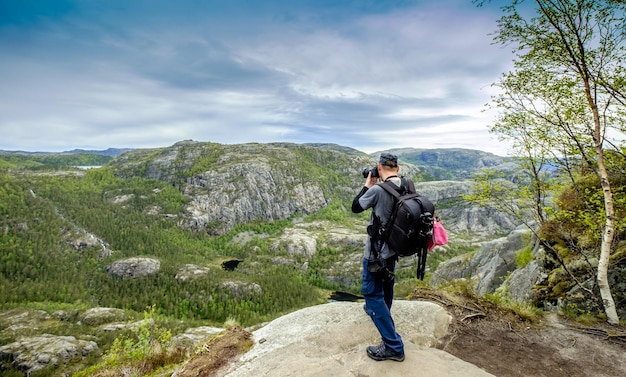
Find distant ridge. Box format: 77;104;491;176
304;143;369;156
64;148;134;157
0;148;133;157
370;147;514;181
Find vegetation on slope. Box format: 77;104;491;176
0;168;327;325
0;152;112;170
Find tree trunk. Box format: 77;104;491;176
588;84;620;324
595;144;619;324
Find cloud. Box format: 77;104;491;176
0;0;515;155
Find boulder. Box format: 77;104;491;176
79;307;126;326
505;260;545;302
106;257;161;279
504;235;549;303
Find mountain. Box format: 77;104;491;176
1;143;513;180
375;147;516;180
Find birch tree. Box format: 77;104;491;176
481;0;626;324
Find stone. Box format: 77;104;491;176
172;326;224;347
106;257;161;278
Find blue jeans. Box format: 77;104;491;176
361;257;404;354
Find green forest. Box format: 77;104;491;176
0;166;324;326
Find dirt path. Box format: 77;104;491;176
411;288;626;377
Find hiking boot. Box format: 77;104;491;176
366;343;405;362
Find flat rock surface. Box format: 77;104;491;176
222;300;495;377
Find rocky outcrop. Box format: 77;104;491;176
414;180;475;203
0;309;52;334
0;334;98;374
183;161;328;235
220;281;263;299
430;227;531;295
504;237;547;303
172;326;224;348
271;227;318;257
415;180;519;239
79;307;127;326
221;301;495;377
105;257;161;279
266;220;365;286
505;260;546;302
175;264;211;281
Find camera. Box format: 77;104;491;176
367;260;394;282
362;166;379;178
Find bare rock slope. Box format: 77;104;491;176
220;301;495;377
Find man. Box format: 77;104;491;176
351;152;405;362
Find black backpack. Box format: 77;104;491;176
378;178;435;280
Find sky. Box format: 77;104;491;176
0;0;519;156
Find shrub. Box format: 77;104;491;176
515;246;533;269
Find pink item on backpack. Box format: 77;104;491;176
428;220;448;251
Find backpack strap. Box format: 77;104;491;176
378;177;416;199
416;247;428;280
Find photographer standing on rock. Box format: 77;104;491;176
351;153;405;362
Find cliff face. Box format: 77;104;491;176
415;180;518;239
182;157;328;235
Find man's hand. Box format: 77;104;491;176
364;172;378;188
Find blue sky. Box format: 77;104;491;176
0;0;517;155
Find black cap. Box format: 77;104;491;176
379;153;398;167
